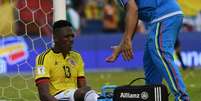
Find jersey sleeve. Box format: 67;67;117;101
77;54;85;77
34;55;50;81
118;0;128;7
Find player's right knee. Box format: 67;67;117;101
74;86;98;101
74;86;91;101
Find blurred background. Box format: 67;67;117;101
0;0;201;100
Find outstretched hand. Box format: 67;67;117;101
105;46;121;63
105;39;134;63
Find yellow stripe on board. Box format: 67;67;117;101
0;44;24;55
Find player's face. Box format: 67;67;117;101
54;26;74;52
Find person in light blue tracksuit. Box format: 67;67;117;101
105;0;190;100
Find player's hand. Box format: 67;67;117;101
105;45;121;63
120;38;134;61
105;39;134;62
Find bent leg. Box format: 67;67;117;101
148;15;189;101
143;40;163;84
74;86;98;101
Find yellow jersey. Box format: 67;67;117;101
35;49;85;95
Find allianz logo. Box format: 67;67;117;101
120;91;149;100
120;92;140;98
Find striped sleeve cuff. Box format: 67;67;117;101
35;77;49;85
77;76;85;80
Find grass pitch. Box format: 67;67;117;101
0;69;200;101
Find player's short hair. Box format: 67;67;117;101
53;20;72;32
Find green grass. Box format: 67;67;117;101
0;69;200;101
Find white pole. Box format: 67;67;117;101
53;0;66;22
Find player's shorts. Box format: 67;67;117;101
54;89;99;101
54;89;76;101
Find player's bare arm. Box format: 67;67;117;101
77;76;87;88
106;0;138;62
37;81;57;101
120;0;138;61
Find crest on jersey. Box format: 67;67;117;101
67;58;76;66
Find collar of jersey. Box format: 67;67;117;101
51;48;71;58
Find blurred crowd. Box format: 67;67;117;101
68;0;201;33
0;0;201;37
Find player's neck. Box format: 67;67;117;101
62;52;69;59
52;47;69;58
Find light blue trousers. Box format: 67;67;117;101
143;15;190;101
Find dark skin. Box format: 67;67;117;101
36;26;87;101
